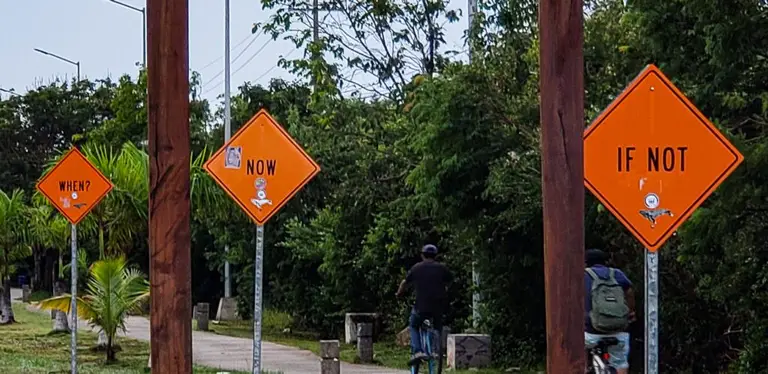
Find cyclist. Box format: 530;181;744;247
396;244;454;366
584;248;636;374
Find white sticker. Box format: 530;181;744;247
644;193;660;209
224;146;242;169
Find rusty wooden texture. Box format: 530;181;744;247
538;0;586;372
147;0;192;372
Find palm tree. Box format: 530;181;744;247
26;202;74;331
82;142;148;257
0;189;30;324
36;256;149;362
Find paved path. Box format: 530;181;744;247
11;288;406;374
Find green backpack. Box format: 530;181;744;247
586;267;630;333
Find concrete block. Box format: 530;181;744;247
441;326;451;355
446;333;491;369
396;327;410;347
320;340;340;374
216;297;238;321
320;360;340;374
320;340;340;359
344;313;378;344
21;285;30;303
356;323;374;363
196;302;210;331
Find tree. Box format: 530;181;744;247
36;256;149;362
0;189;30;324
257;0;461;101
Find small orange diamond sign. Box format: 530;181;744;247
205;109;320;225
36;147;114;225
584;64;744;252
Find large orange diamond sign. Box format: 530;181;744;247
584;64;743;252
36;147;114;225
205;109;320;225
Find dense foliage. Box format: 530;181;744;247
1;0;767;372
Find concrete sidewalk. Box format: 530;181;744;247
11;288;406;374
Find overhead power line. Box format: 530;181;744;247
197;33;255;72
202;30;265;87
202;36;276;96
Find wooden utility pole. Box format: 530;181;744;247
147;0;193;372
538;0;585;372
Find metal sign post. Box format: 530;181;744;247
35;147;113;374
70;224;78;374
252;224;265;374
645;249;659;374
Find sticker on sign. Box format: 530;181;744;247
584;64;744;252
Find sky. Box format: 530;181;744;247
0;0;470;107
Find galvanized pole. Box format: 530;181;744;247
70;224;78;374
223;0;232;299
312;0;319;42
142;8;147;67
645;250;659;374
538;0;585;371
252;225;265;374
467;0;480;330
147;0;193;371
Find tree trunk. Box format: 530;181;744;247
58;251;64;279
33;246;42;291
106;333;116;363
98;223;105;260
0;284;5;322
1;278;15;324
42;248;56;294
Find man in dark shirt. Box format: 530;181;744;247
584;248;635;374
396;244;453;365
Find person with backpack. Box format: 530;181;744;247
584;248;636;374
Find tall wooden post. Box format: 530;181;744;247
538;0;585;372
147;0;193;372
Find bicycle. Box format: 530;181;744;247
409;318;442;374
586;336;619;374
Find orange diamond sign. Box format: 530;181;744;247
205;109;320;225
36;147;114;225
584;64;744;252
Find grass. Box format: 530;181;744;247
198;309;513;374
0;304;253;374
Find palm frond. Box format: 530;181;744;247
36;295;98;321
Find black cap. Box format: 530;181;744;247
585;248;607;266
422;244;438;254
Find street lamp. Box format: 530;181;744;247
108;0;147;67
34;48;80;81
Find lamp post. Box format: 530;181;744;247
108;0;147;67
34;48;80;81
223;0;233;300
